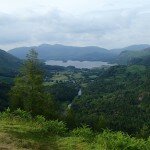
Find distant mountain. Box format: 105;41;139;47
116;47;150;65
111;44;150;54
8;44;116;62
8;44;150;64
0;49;21;75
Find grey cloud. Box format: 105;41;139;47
0;4;150;49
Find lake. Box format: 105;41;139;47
45;60;114;69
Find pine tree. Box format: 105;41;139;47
10;49;56;118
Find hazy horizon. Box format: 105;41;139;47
2;43;150;52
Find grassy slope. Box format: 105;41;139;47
0;119;90;150
0;113;149;150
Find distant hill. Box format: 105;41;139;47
129;48;150;66
7;44;150;64
116;47;150;65
0;49;21;75
8;44;116;62
111;44;150;54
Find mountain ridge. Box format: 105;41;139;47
8;44;115;61
111;44;150;54
6;44;150;64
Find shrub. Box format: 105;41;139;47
45;120;67;135
139;125;150;139
34;118;67;136
96;130;150;150
72;125;94;142
13;108;32;120
35;115;46;124
0;108;12;119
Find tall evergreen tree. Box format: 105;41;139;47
10;49;57;118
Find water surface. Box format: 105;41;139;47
45;60;114;69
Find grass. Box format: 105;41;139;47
0;119;90;150
0;119;59;150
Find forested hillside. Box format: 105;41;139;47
71;65;150;136
117;48;150;65
0;50;149;149
0;50;22;112
0;49;21;75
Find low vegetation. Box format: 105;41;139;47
0;109;149;150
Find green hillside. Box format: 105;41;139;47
0;50;22;111
117;48;150;65
111;44;150;54
0;49;22;75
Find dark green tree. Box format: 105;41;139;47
10;49;57;118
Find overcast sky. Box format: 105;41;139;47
0;0;150;50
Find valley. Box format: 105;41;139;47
0;45;150;149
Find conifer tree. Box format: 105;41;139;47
10;49;56;118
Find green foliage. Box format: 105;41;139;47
35;115;46;124
35;115;67;135
13;108;32;120
0;82;11;111
139;125;150;139
10;49;57;118
95;130;150;150
45;120;67;135
0;110;149;150
127;65;146;74
72;125;94;141
0;108;32;121
0;107;11;119
71;65;150;136
47;82;78;102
